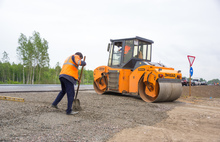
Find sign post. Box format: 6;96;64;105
187;55;195;97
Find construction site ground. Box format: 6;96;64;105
0;85;220;142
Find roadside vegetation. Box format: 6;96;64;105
0;31;93;84
1;31;218;85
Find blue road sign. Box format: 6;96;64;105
190;67;193;77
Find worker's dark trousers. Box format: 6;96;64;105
52;77;75;114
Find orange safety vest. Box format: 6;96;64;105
124;45;131;54
60;55;82;80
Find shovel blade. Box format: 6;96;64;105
72;99;82;111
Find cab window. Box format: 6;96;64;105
111;42;122;66
123;40;133;63
138;41;151;61
147;44;152;61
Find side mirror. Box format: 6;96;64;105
107;43;110;52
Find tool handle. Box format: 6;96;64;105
75;56;86;99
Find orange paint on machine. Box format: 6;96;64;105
93;36;182;102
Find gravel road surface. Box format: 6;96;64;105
0;86;220;142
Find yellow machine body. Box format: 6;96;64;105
93;36;182;102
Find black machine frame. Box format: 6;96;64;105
107;36;154;70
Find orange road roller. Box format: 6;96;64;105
93;36;182;102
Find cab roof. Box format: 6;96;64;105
110;36;154;44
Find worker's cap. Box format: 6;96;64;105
75;52;83;59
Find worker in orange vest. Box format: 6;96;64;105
52;52;86;115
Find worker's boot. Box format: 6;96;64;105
67;111;79;115
51;104;58;109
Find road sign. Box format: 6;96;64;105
190;67;193;77
187;55;195;66
187;55;195;97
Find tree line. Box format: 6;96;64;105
0;31;94;84
1;31;218;85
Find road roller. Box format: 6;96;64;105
93;36;182;102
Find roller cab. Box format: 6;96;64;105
93;36;182;102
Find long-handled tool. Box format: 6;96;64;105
72;56;86;111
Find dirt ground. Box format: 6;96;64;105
0;85;220;142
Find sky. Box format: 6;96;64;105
0;0;220;81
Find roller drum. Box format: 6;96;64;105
139;78;182;102
153;80;182;102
